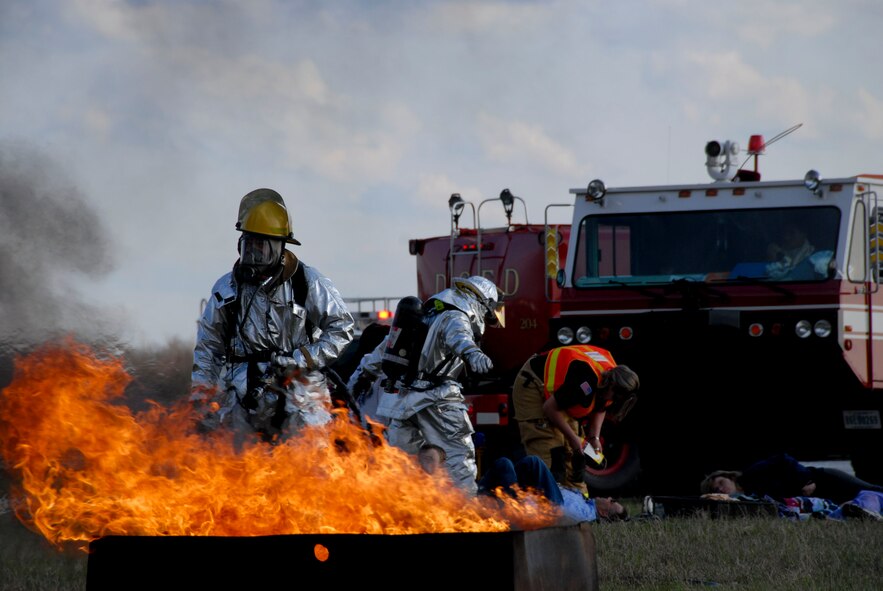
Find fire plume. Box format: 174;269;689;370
0;340;559;549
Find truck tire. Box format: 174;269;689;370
583;440;641;495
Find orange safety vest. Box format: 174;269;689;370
543;345;617;419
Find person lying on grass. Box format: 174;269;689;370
699;452;883;504
700;489;882;521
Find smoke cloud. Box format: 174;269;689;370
0;140;117;348
0;140;191;413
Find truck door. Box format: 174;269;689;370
867;190;883;387
842;189;883;387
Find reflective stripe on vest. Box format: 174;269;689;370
544;345;617;419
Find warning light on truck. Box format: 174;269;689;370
545;227;559;279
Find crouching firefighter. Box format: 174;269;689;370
353;276;504;493
190;188;355;444
512;344;639;496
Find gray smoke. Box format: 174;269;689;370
0;139;124;397
0;140;116;349
0;140;192;411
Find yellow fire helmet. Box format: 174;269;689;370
236;188;301;245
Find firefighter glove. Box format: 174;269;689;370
465;349;493;374
351;373;375;402
272;350;307;370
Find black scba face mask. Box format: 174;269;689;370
238;234;283;282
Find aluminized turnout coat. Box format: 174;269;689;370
358;282;495;493
191;253;354;438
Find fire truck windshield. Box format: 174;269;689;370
572;206;841;286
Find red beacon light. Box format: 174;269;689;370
747;134;766;155
377;309;392;321
736;134;767;182
740;124;803;182
746;134;766;177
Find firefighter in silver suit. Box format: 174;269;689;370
191;188;354;442
371;276;504;493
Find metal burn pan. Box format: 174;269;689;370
86;521;598;591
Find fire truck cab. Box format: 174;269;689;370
409;138;883;495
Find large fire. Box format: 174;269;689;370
0;340;559;550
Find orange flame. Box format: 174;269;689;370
0;340;559;550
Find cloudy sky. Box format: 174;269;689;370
1;0;881;348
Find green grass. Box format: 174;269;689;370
594;499;883;591
0;511;86;591
1;497;880;590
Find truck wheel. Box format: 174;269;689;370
583;440;641;495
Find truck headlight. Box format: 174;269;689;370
557;327;574;345
814;320;832;338
576;326;592;343
795;320;812;339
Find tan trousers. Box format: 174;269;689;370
512;357;588;495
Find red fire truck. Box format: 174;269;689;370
406;136;883;495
